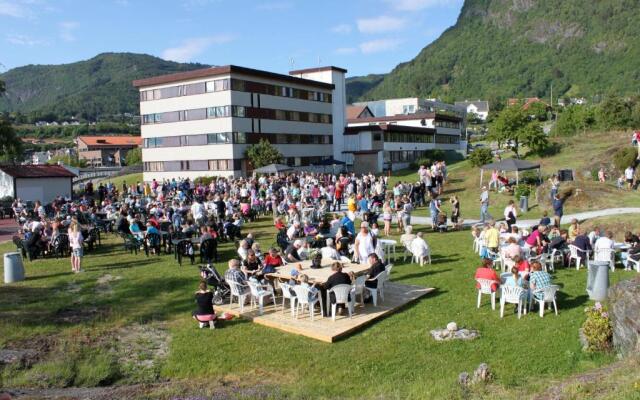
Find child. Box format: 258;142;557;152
298;274;319;302
68;221;84;273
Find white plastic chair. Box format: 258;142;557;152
365;271;388;306
626;257;640;272
247;280;276;315
476;278;497;310
228;280;249;313
327;284;356;321
501;254;515;273
279;282;297;317
530;285;559;317
293;285;323;321
550;248;563;270
500;285;527;319
385;263;394;276
340;256;351;263
352;275;367;306
473;236;481;253
412;248;431;266
594;248;616;271
569;244;589;270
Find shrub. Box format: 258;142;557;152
612;147;638;173
581;302;613;352
409;157;433;169
468;148;493;167
514;184;531;198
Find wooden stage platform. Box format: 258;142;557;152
215;282;434;343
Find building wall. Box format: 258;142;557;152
0;171;14;199
352;153;380;175
16;177;71;203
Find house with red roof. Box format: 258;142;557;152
0;165;76;203
77;135;142;167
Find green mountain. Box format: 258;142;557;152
0;53;207;120
345;74;385;104
351;0;640;103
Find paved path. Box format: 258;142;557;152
408;207;640;228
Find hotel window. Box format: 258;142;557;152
231;106;246;118
233;132;246;144
231;79;245;91
190;160;208;171
217;132;231;144
164;161;181;171
274;109;286;120
185;135;207;146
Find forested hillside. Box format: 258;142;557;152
0;53;207;120
352;0;640;103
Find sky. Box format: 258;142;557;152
0;0;464;78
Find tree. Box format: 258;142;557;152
468;147;493;167
0;119;24;163
598;95;632;130
613;147;638;173
490;106;528;155
245;139;283;168
527;101;548;121
520;122;548;155
124;147;142;166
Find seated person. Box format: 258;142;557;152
513;255;530;275
274;217;286;231
529;261;552;300
572;228;592;264
237;239;250;260
297;274;319;302
146;221;159;236
524;225;548;254
303;220;318;237
263;248;284;273
594;231;615;261
503;266;524;287
474;258;500;292
298;241;312;260
321;238;341;260
285;240;303;263
192;281;216;328
624;231;640;246
199;225;212;244
326;262;354;311
129;218;145;240
365;253;386;290
567;219;580;242
340;213;355;236
287;222;302;241
626;240;640;267
588;227;602;247
242;250;264;280
410;232;430;260
436;212;448;232
335;228;352;257
538;211;551;227
251;242;263;260
502;237;522;260
224;259;248;287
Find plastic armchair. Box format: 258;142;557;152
486;250;502;271
247;280;276;315
352;275;367;306
549;248;564;270
385;263;394;276
365;271;388;306
228;279;249;313
279;282;297;317
500;285;527;319
626;257;640;272
568;245;590;270
529;285;559;317
327;284;356;321
476;278;497;310
293;285;323;321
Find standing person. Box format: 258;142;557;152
552;193;565;227
450;195;461;229
68;221;84;273
429;195;441;230
625;165;635;190
504;200;517;230
549;175;559;201
382;201;392;237
598;168;606;183
479;186;491;223
354;222;375;264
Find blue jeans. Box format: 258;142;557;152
480;204;491;223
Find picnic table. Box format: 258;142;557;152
379;239;397;261
268;258;371;286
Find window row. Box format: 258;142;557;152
384;150;434;163
383;132;435;143
140;78;332;103
143;132;332;148
281;156;325;167
435;134;460;144
435;120;461;129
143;159;240;172
142;106;332;125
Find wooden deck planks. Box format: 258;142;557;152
214;282;435;342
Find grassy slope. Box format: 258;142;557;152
1;217;636;398
390;130;640;222
98;173;143;190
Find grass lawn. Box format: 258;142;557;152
1;216;636;398
98;172;143;189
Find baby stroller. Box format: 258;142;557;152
436;212;448;233
200;264;230;305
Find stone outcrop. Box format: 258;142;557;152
608;276;640;356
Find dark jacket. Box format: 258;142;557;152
366;261;386;289
573;235;592;252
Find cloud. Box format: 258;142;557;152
330;24;352;34
359;38;402;54
357;16;406;34
6;33;46;46
335;47;357;55
161;35;234;62
0;1;30;18
255;1;293;11
384;0;461;11
59;21;79;42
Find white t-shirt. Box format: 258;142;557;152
625;167;634;180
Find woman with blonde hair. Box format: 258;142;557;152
68;221;84;273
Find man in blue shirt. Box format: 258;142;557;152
552;194;565;227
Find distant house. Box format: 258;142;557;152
455;100;489;121
31;151;52;165
507;97;550;110
77;135;142;167
346;105;374;120
0;165;76;203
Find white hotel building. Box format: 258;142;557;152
134;65;347;181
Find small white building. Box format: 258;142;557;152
0;165;76;203
455;100;489;121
